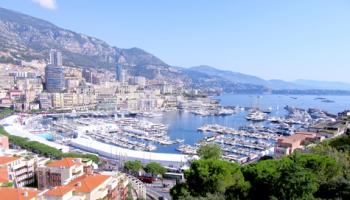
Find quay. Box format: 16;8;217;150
198;124;278;140
0;115;69;152
0;115;191;167
70;137;190;167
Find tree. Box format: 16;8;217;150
311;140;350;199
275;157;319;200
1;182;14;187
243;154;333;200
124;160;142;174
189;193;226;200
170;123;350;200
293;153;341;184
197;144;222;160
328;134;350;152
312;143;350;178
315;177;350;199
185;159;248;197
170;183;191;200
243;159;280;200
0;126;100;163
0;108;14;119
144;162;166;177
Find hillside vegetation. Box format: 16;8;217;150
171;134;350;200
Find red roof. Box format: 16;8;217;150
46;158;81;168
0;167;9;183
0;156;19;165
44;174;112;197
45;185;73;196
69;174;111;193
0;188;39;200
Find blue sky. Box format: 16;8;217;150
1;0;350;83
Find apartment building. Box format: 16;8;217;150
274;132;324;157
51;93;64;108
39;92;53;109
65;78;81;92
50;92;96;109
37;157;93;189
0;156;36;187
44;173;129;200
0;135;9;150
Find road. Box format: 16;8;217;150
146;179;176;200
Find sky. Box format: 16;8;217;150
1;0;350;83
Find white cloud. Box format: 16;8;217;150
32;0;57;10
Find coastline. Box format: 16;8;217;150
0;115;191;167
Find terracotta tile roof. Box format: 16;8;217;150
0;177;9;183
0;156;19;165
69;174;111;193
44;174;111;196
278;132;317;144
46;157;81;168
0;167;9;183
0;188;39;200
45;185;74;196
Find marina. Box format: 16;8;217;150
176;101;339;162
186;124;277;163
1;94;349;164
179;99;240;116
26;115;184;152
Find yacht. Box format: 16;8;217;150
146;144;157;151
268;116;281;123
321;99;335;103
261;107;273;114
246;110;266;121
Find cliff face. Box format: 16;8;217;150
0;7;168;71
0;7;268;92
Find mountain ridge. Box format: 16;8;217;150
0;6;168;70
187;65;350;91
0;6;348;92
188;65;268;86
292;79;350;91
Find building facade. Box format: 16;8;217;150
45;50;65;93
45;65;65;93
0;135;9;150
274;132;324;157
49;49;63;67
43;173;129;200
0;156;36;187
37;157;92;190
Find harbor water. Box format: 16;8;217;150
148;94;350;153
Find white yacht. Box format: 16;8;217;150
246;110;266;121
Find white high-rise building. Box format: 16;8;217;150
49;49;62;67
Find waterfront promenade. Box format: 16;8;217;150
70;137;190;167
0;115;70;152
0;115;191;167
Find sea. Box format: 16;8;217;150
147;94;350;154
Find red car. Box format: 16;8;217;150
138;176;156;183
